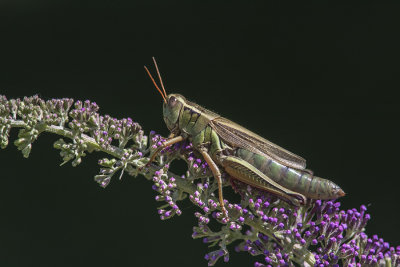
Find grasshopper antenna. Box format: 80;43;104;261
144;65;167;103
152;57;167;98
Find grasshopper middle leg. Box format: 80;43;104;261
198;149;228;218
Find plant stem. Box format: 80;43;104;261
9;118;314;265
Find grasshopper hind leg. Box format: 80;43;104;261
218;155;307;206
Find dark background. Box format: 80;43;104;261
0;1;399;266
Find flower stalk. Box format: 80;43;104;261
1;95;399;266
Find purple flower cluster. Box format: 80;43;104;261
2;95;399;267
7;95;74;126
146;135;214;221
42;97;74;126
149;131;167;151
187;152;211;177
186;178;400;266
151;166;182;220
69;100;142;149
0;95;75;154
95;157;118;187
147;133;211;179
138;132;400;266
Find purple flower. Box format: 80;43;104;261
2;95;399;267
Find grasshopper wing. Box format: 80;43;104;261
210;117;307;170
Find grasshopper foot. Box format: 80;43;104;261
221;208;229;223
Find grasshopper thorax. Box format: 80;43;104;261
163;94;186;131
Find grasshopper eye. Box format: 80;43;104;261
168;96;177;107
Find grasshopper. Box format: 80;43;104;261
144;58;345;217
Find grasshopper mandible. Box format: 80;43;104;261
144;58;345;217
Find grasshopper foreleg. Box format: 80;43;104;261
146;135;184;167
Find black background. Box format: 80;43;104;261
1;1;399;267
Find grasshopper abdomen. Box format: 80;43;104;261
236;148;344;200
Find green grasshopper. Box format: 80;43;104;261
145;58;345;217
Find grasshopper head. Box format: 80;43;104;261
163;94;186;130
144;58;186;131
